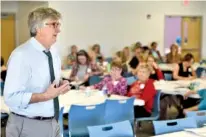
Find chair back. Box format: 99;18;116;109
89;75;102;86
88;120;133;137
104;97;135;125
105;57;112;63
186;110;206;127
196;67;206;78
58;107;65;136
126;76;137;85
151;91;161;118
69;103;105;137
153;117;198;135
164;73;172;81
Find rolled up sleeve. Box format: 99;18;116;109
4;51;32;109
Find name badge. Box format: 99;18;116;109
140;84;145;89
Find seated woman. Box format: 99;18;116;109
173;53;196;80
150;42;163;63
141;46;151;62
129;43;142;71
147;55;164;80
67;45;78;67
183;89;206;114
90;60;127;96
69;50;103;86
166;44;181;64
122;46;131;64
127;64;157;118
92;44;104;61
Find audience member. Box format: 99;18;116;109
127;64;156;118
90;60;127;95
69;50;103;86
67;45;78;66
173;53;196;80
147;55;164;80
183;89;206;114
166;44;181;64
92;44;104;61
150;42;163;63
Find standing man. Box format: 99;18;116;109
4;7;70;137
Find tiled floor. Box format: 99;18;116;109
1;107;178;137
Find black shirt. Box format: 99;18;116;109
129;56;139;69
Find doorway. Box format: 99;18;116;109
164;16;202;62
1;13;16;64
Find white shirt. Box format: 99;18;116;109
4;37;61;117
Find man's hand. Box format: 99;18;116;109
44;81;70;100
60;80;71;94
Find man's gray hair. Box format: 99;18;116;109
28;7;61;37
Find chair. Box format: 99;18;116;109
69;103;105;137
88;120;133;137
89;75;102;86
105;57;112;63
185;110;206;127
153;117;198;135
135;91;161;128
58;107;69;137
164;73;172;81
196;67;205;78
126;76;137;85
104;97;135;125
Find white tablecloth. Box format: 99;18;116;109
159;63;206;72
61;69;71;79
152;127;206;137
59;90;145;113
1;90;145;114
154;79;206;98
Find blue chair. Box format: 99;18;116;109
89;75;102;86
153;117;198;135
135;91;161;128
58;107;69;137
164;73;172;81
1;81;4;96
88;120;133;137
126;76;137;85
196;67;206;78
104;97;135;125
69;103;106;137
105;57;112;63
185;110;206;127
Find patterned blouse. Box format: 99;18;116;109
69;63;103;79
94;75;127;96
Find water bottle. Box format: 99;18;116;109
102;85;108;96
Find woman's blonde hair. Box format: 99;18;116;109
134;63;151;75
28;7;61;37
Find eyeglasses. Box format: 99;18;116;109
45;22;61;28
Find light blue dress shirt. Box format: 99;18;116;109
4;37;61;117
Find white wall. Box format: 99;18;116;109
1;1;18;13
17;1;48;44
48;1;206;60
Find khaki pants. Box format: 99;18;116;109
6;113;60;137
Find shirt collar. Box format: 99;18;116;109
29;37;55;52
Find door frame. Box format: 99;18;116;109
164;15;203;59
